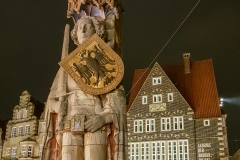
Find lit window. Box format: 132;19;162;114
23;110;28;118
142;96;147;104
28;145;33;157
153;94;162;103
146;119;155;132
18;126;23;136
204;120;210;126
168;93;173;102
17;111;22;119
25;125;30;135
134;120;143;133
152;77;162;85
11;127;17;137
12;148;17;158
161;118;171;131
5;148;10;157
21;145;27;157
173;117;184;130
41;122;45;133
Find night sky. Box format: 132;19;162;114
1;0;240;155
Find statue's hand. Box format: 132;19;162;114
84;115;105;132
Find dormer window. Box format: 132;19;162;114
142;96;147;104
168;93;173;102
153;94;162;103
23;110;28;118
152;77;162;85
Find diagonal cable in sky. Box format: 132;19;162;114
126;0;201;97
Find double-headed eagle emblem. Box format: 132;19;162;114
59;34;124;95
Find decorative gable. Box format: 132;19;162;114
128;62;193;116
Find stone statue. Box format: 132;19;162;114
42;16;127;160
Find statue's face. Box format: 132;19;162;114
77;18;96;44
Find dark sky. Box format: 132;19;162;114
1;0;240;155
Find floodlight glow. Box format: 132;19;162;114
220;98;224;102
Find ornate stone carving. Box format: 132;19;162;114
149;103;166;112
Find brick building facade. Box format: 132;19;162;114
127;54;229;160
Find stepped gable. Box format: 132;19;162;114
127;59;221;118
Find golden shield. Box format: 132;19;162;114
59;34;124;95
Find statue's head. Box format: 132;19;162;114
71;16;105;45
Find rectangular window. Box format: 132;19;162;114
168;93;173;102
204;120;210;126
11;127;16;137
131;143;139;160
146;119;155;132
41;122;45;133
161;118;171;131
134;120;143;133
18;126;23;136
5;148;10;157
17;111;22;119
12;148;17;158
25;125;30;135
174;117;184;130
142;96;148;104
23;110;28;118
21;145;27;157
28;145;33;157
178;140;189;160
141;142;150;160
131;140;188;160
153;94;162;103
168;141;177;160
152;77;162;85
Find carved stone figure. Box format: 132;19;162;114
42;16;127;160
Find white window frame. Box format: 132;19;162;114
23;109;28;118
134;120;143;133
153;94;162;103
142;96;148;104
12;147;17;158
161;117;171;131
168;140;177;160
25;125;30;135
5;148;10;157
204;120;210;126
146;119;155;132
27;145;33;157
152;77;162;85
18;126;23;136
11;127;17;137
173;116;184;130
131;143;139;160
21;145;27;158
168;93;173;102
141;142;150;160
178;140;189;160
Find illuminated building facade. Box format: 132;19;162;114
127;54;229;160
1;91;44;160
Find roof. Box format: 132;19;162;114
127;59;221;119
